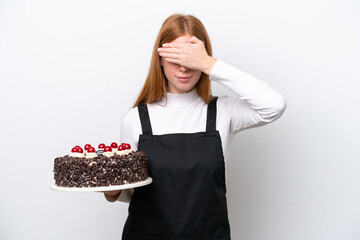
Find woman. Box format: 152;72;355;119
104;14;286;240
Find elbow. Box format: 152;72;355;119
274;94;287;119
259;94;287;123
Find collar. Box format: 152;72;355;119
157;89;202;108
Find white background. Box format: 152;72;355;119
1;0;359;239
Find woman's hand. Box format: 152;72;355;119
158;36;217;75
100;190;122;202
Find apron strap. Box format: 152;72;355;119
206;96;218;132
137;104;153;135
138;97;217;135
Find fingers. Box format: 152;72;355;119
161;42;186;48
158;45;183;62
186;36;200;44
158;51;181;60
157;46;182;54
163;58;181;65
161;36;203;48
157;37;205;69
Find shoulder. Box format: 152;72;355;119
121;107;140;127
120;106;142;151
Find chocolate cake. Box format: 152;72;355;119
53;143;149;188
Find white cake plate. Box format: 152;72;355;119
50;177;152;192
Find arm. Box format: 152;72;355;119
158;36;286;131
209;60;287;133
102;108;140;203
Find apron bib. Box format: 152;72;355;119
122;97;231;240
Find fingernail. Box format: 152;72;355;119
162;43;168;47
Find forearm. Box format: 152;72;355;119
210;60;286;122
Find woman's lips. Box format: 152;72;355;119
177;76;191;83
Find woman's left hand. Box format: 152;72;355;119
158;36;217;75
100;190;122;202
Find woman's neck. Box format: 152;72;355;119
158;89;201;108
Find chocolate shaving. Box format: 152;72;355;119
53;151;149;187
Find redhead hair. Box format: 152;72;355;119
133;14;214;107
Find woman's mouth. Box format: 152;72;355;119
177;76;191;83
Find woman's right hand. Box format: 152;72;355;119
158;36;216;75
101;190;122;202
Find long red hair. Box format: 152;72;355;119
133;14;214;107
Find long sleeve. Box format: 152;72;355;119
210;60;287;133
116;108;142;203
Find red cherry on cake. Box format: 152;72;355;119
111;142;118;149
118;145;124;151
88;147;96;153
84;144;91;150
98;143;105;149
71;147;78;153
121;143;126;147
76;147;84;153
74;145;81;149
104;146;112;152
124;143;131;149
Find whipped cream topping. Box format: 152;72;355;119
69;152;85;158
111;148;118;153
116;149;133;155
86;152;97;159
116;151;126;156
124;149;133;154
103;151;114;157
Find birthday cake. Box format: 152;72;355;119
53;143;149;187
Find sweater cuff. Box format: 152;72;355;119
116;188;133;203
209;59;227;81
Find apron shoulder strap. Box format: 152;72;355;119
137;104;153;135
206;96;218;132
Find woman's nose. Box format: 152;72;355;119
179;66;189;72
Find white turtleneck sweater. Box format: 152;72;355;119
117;59;287;203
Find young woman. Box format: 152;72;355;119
104;14;286;240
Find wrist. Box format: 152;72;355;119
202;57;217;75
